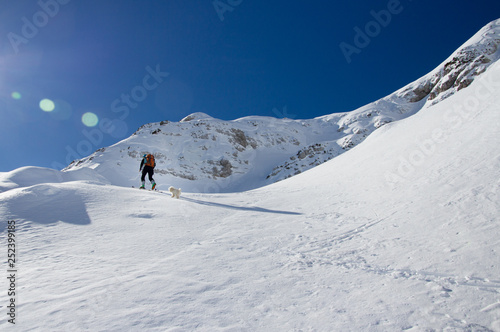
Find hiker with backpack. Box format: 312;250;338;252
139;153;157;190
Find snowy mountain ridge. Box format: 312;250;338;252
63;19;500;193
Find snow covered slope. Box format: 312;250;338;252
63;20;500;193
0;39;499;331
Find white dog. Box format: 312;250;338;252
168;186;181;199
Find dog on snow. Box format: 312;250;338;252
168;186;181;199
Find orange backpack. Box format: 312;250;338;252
145;154;155;168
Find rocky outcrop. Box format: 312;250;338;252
400;19;500;104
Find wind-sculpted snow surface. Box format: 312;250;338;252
0;166;109;193
0;57;499;331
63;19;500;193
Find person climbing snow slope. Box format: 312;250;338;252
139;153;156;190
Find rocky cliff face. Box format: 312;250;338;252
64;19;500;193
399;19;500;104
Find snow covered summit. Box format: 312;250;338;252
180;112;215;122
63;19;500;193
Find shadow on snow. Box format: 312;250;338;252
181;196;302;215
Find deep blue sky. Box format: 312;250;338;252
0;0;499;171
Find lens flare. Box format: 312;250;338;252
82;112;99;127
50;100;73;121
40;99;55;112
11;92;22;100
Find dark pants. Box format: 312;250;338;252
141;166;155;183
